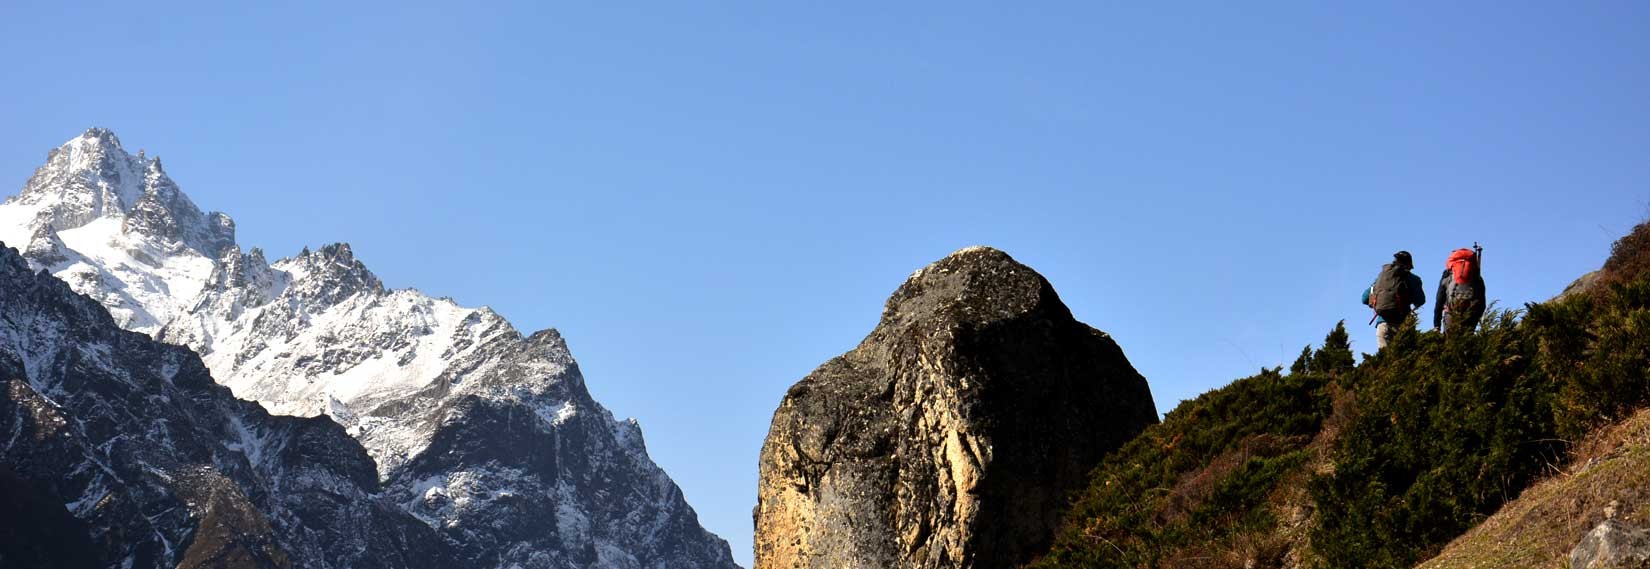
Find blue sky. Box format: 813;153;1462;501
4;2;1648;565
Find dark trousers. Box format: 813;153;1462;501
1443;311;1481;335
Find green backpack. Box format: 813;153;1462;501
1369;264;1408;313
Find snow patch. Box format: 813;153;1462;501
64;477;109;516
223;414;266;466
535;400;577;428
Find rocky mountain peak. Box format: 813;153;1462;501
5;128;145;231
121;159;235;257
202;245;278;298
276;242;385;304
50;127;128;168
22;225;69;266
0;241;27;273
78;126;121;144
312;242;359;262
756;246;1159;569
2;128;234;260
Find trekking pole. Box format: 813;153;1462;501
1365;284;1378;325
1474;241;1483;265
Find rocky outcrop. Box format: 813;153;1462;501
1571;519;1650;569
1560;270;1604;300
755;246;1159;569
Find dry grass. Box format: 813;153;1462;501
1149;435;1309;569
1417;408;1650;569
1141;388;1361;569
1606;219;1650;278
1560;216;1650;301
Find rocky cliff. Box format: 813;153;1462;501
754;246;1159;569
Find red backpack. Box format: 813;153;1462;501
1445;248;1481;315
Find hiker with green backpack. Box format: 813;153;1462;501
1432;244;1487;334
1361;251;1427;350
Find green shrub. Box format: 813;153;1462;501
1528;279;1650;439
1308;309;1559;568
1031;324;1349;568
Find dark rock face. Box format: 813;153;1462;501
121;158;236;258
0;465;100;568
0;242;455;569
378;329;737;569
755;246;1159;569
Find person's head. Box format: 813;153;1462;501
1393;250;1414;270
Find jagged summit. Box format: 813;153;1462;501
22;224;69;266
203;244;275;292
0;240;26;272
275;242;386;304
4;128;229;249
6;128;146;225
0;129;235;331
122;158;235;257
80;126;120;142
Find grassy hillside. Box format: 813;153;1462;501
1031;222;1650;568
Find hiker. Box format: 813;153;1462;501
1361;251;1427;350
1433;245;1486;334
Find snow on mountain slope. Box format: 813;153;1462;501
160;242;523;472
0;129;737;568
0;128;230;333
0;240;455;569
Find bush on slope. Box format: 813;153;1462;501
1308;309;1555;567
1030;325;1349;568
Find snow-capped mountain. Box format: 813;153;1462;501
0;129;737;568
0;128;232;334
0;241;453;568
160;242;512;473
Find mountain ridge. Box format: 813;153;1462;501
0;129;736;568
0;238;455;568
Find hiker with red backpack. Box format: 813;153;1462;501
1362;251;1428;350
1433;244;1486;334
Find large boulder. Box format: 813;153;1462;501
1572;519;1650;569
754;246;1159;569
